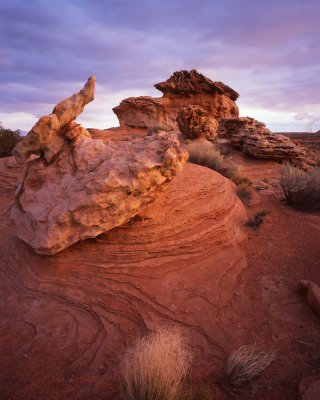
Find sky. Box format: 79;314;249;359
0;0;320;133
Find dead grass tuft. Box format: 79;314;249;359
245;211;270;230
236;181;252;203
120;327;191;400
222;345;275;388
186;141;245;183
280;163;320;211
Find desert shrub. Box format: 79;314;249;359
0;124;22;158
280;163;320;211
120;327;191;400
187;141;243;183
182;387;212;400
236;182;252;203
222;345;275;389
245;211;269;230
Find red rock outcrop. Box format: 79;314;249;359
13;76;96;164
218;117;315;168
113;69;239;130
177;105;219;139
10;79;188;255
0;157;247;399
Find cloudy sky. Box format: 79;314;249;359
1;0;320;132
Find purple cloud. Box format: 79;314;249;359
0;0;319;131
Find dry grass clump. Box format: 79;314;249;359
222;345;275;388
187;141;251;204
236;181;252;203
280;163;320;211
245;211;269;230
0;124;22;158
120;327;191;400
186;141;242;183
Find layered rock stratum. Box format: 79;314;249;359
113;69;239;130
218;117;315;168
10;78;188;254
0;155;247;399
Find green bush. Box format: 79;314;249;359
0;124;22;158
280;163;320;211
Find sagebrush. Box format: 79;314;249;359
186;141;251;203
120;327;191;400
0;124;22;158
222;345;275;388
187;141;241;182
236;181;252;203
245;211;269;230
280;163;320;211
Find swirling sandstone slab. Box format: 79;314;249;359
0;160;246;399
113;69;239;130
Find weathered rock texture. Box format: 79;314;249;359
10;79;188;255
177;105;219;139
13;76;96;164
218;117;315;168
113;69;239;130
1;159;247;399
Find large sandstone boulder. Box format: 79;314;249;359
10;79;188;255
177;105;219;139
113;69;239;130
218;117;315;168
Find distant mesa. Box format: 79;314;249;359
10;77;188;255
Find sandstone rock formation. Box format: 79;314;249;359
10;79;188;255
13;76;96;164
113;69;239;130
177;105;219;139
1;157;247;399
113;69;314;167
218;117;315;168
